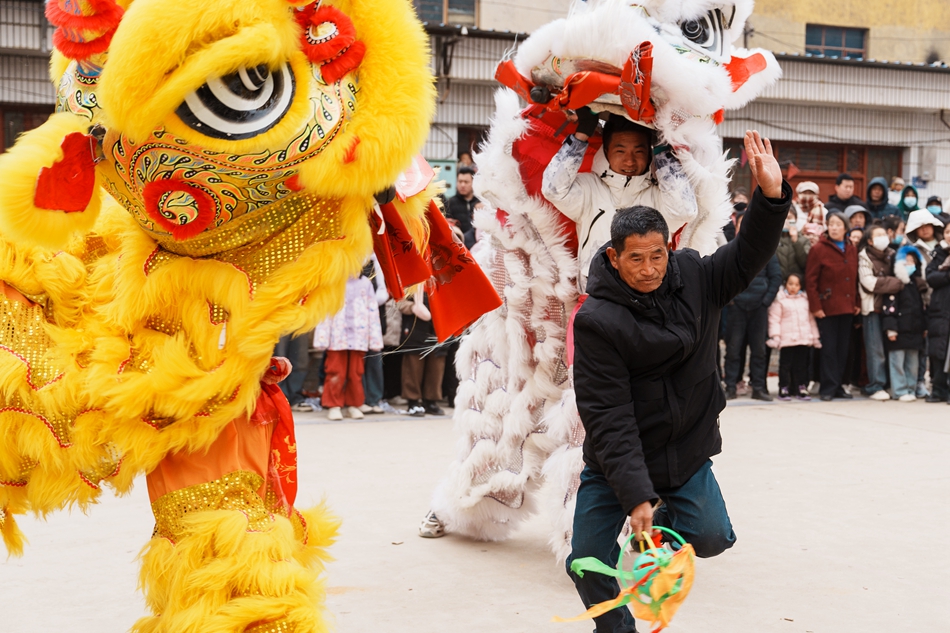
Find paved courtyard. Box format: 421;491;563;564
3;396;948;632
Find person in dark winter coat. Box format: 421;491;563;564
883;245;928;401
826;173;863;212
775;211;809;279
865;176;900;220
445;166;481;235
568;131;788;633
925;240;950;403
805;212;861;400
724;251;781;400
398;292;447;416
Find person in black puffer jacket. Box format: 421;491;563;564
926;240;950;403
568;131;788;633
882;245;928;401
723;251;781;401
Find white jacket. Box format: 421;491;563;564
541;135;697;290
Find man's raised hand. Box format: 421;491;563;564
744;130;783;199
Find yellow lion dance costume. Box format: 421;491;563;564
0;1;435;631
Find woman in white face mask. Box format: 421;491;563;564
857;226;904;400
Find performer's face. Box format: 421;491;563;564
607;232;669;294
606;131;651;177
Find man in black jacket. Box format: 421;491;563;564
568;131;788;633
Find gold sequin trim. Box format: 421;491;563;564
151;470;273;542
81;234;111;265
0;297;64;390
145;314;182;336
1;397;73;447
245;620;297;633
208;301;229;325
0;456;38;487
141;194;343;292
215;194;342;291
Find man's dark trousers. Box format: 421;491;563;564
566;461;736;633
724;304;769;390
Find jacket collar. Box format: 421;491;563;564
597;166;654;204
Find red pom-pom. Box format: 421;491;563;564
299;5;358;64
46;0;124;61
320;40;366;85
143;180;217;241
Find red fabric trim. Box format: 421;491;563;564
424;200;503;341
143;180;217;241
298;4;357;63
566;294;589;367
34;132;98;213
371;202;430;301
725;53;768;92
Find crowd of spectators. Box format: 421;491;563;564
722;173;950;403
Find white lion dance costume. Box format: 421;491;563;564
430;0;782;560
0;1;499;631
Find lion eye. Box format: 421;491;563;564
175;63;296;140
679;9;726;58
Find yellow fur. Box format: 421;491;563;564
133;503;339;633
295;0;437;199
99;0;301;141
1;0;434;629
0;113;102;249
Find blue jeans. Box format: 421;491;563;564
567;461;736;633
362;351;384;406
274;333;311;405
889;349;919;397
862;313;888;394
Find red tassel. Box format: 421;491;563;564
34;132;98;213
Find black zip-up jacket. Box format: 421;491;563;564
573;182;792;513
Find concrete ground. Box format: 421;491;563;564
3;394;949;633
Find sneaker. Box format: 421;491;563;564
898;393;917;402
423;401;446;416
916;385;930;399
390;396;408;406
419;510;446;538
379;400;398;414
925;395;944;403
327;406;343;421
751;389;773;402
406;400;426;417
345;406;364;419
304;396;323;412
359;403;384;414
808;381;821;395
736;380;751;396
833;389;854;400
796;386;811;401
291;401;314;412
869;390;891;401
777;387;791;402
725;387;737;400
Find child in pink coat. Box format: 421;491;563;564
767;273;822;401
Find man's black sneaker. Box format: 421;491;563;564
820;394;833;401
751;389;773;402
725;388;737;400
925;396;945;403
406;400;426;417
834;389;854;399
423;401;445;416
